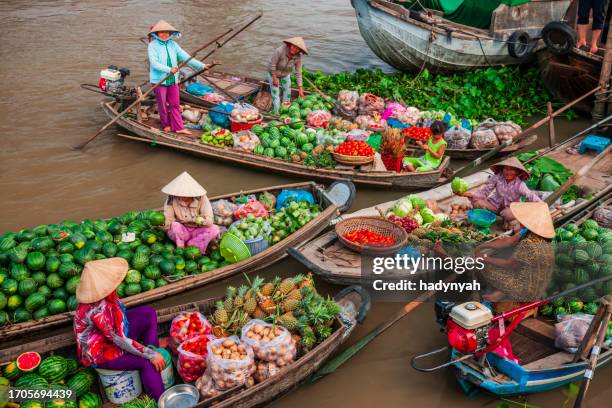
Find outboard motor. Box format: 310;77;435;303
445;302;492;355
99;65;130;95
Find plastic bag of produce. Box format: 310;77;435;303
444;125;472;149
337;90;359;111
203;93;226;103
258;191;276;211
169;311;213;353
211;199;237;226
358;93;385;116
354;115;371;130
276;189;315;210
182;108;202;123
230;104;260;123
381;102;406;121
539;174;561;192
209;101;234;128
232;131;260;152
554;313;593;353
397;107;421;125
346;129;371;142
307;110;332;128
234;199;269;220
332;104;357;121
316;128;346;146
178;335;211;382
329;116;356;131
185;82;214;96
493;121;522;144
195;372;221;399
241;320;296;366
470;122;499;149
207;336;256;390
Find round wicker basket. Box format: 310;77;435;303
332;152;374;166
335;216;408;255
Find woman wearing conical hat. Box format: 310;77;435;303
474;202;555;302
163;172;220;255
74;258;165;399
148;20;210;135
267;37;309;113
458;157;541;228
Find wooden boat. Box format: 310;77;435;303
408;135;538;160
351;0;569;73
0;286;370;408
102;100;452;189
289;128;612;286
0;180;355;341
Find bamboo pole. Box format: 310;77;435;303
547;101;556;147
592;21;612;120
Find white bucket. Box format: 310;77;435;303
95;368;142;404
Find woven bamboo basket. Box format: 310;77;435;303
335;216;408;255
332;152;374;166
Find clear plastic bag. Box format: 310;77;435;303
241;319;296;366
230;104;260;123
354;115;371;130
337;90;359;111
195;372;221;399
358;93;385;116
471;120;499;149
202;93;226;103
554;313;593;353
381;102;406;121
444;126;472;149
258;192;276;211
397;107;421;125
307;110;332;128
232;131;260;152
346;129;371;142
211;199;237;226
169;312;212;353
254;361;282;383
178;335;211;382
234;200;269;220
493;121;522;144
206;336;256;390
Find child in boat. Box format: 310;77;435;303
458;157;541;230
403;120;447;172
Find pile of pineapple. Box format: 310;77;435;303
209;273;341;352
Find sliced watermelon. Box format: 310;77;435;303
16;351;41;372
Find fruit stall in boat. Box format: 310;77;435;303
351;0;570;73
0;180;356;340
289;123;612;286
0;278;370;408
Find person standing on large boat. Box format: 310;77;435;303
267;37;308;113
577;0;606;54
148;20;208;135
162;171;220;255
74;258;166;400
458;157;541;229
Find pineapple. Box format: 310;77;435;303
261;277;280;296
278;312;299;332
246;276;264;299
224;286;237;313
213;300;229;324
244;295;258;315
257;292;276;315
282;298;300;313
287;288;302;302
234;285;248;309
300;331;317;350
299;272;315;290
316;324;332;340
253;306;267;320
279;278;295;295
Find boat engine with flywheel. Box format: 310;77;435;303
99;65;130;95
439;301;493;355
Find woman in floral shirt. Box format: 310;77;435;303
74;258;165;399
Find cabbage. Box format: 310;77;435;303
413;213;423;225
434;213;449;223
391;201;412;218
451;177;469;195
420;208;435;224
409;195;427;210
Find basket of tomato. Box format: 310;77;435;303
335;216;408;255
333;141;376;166
403;126;432;141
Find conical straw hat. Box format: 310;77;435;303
510;202;555;239
490;157;530;180
148;20;180;35
76;258;129;304
284;37;309;54
161;171;206;197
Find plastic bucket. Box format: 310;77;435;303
95;368;142;404
150;346;175;390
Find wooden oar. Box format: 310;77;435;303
303;74;337;106
545;143;612;205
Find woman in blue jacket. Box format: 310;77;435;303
148;20;208;135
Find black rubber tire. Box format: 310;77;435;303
542;21;577;56
508;31;531;59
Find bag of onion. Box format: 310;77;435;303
169;311;212;354
177;335;211;382
241;320;296;367
206;336;256;390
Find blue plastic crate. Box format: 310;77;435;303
578;134;610;154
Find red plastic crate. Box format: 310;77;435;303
229;115;263;132
381;156;403;172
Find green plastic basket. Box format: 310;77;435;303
220;233;251;264
467;209;497;234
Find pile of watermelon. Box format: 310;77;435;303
542;218;612;317
1;353;102;408
252;124;317;162
0;210;228;326
278;94;333;120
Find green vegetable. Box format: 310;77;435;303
451;177;469;195
303;151;336;168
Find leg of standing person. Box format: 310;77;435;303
97;354;164;400
154;85;171;132
126;306;159;347
589;0;605;53
186;225;220;254
268;73;281;114
166;84;187;133
281;75;292;103
166;221;192;248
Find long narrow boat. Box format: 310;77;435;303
103;100;452;189
289;129;612;286
0;181;354;341
0;286;370;408
351;0;569;73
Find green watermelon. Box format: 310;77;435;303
64;358;78;377
116;283;126;298
58;253;74;264
15;373;47;388
0;292;6;310
13;307;32;322
78;391;102;408
573;249;590;264
25;252;45;271
582;219;599;230
48;299;67;315
174;256;186;271
555;268;573;283
16;230;36;242
20;401;44;408
57;241;75;254
148;211;165;226
47;273;64;289
124;283;141;296
67;371;93;397
18;278;37;296
73;248;95;266
8;245;28;264
143;265;161;280
0;236;16;252
67;295;78;311
37;285;52;299
3;361;22;380
84;240;102;253
568;299;584;313
46;256;61;273
140;278;155;292
53;287;69;301
58;262;81;279
33;307;49;320
69;232;86;249
185;260;198;274
539;304;553;316
150;243;165;255
159;259;175;275
7;294;23;310
11;264;30;281
101;242;117;258
0;310;8;325
131;252;149;271
155;278;168;288
140;230;157;245
584;302;598;315
125;269;141;284
30;237;54;253
182;246;199;261
39;356;68;383
115;249;133;261
65;276;80;294
581;228;599;241
107;220;124;235
573;268;589;284
2;278;19;295
94;230;112;244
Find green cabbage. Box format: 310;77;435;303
434;213;449;223
451;177;469;195
409;195;427;210
420;208;435;224
391;197;413;217
413;213;423;225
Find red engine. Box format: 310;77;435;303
445;302;492;354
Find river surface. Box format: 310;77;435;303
0;1;609;407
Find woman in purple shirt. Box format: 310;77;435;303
459;157;541;229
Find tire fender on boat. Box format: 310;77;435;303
508;31;532;60
541;21;577;56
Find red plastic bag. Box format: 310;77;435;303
169;312;212;354
306;110;332;128
234;200;269;220
178;335;211;382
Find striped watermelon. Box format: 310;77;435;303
38;356;68;383
64;358;78;377
573;268;590;285
67;371;93;397
78;392;102;408
21;401;45;408
15;373;47;388
25;293;45;312
573;249;590;264
47;399;77;408
3;361;22;380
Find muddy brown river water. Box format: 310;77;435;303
0;1;609;407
